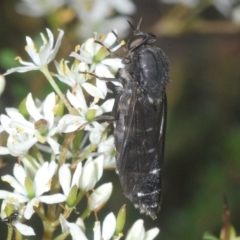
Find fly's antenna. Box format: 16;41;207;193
127;20;135;31
136;17;143;31
128;17;143;34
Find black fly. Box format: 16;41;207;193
1;211;19;225
79;18;169;219
112;18;169;219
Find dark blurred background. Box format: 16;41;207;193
1;0;240;239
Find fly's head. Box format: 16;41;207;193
127;18;156;52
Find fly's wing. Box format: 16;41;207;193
118;95;166;190
116;46;168;219
116;91;166;219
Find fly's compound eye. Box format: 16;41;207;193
127;33;156;52
128;35;146;51
146;33;156;44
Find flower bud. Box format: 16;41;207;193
66;185;78;208
88;183;112;211
115;205;126;236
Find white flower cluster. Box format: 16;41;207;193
15;0;136;38
0;29;160;239
1;29;120;167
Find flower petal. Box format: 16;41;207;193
0;146;10;155
82;82;105;99
34;161;57;196
14;222;36;236
101;58;124;68
71;162;82;188
13;163;27;187
143;227;160;240
59;164;71;196
101;99;114;113
47;137;60;154
47;29;64;63
4;65;39;75
125;219;145;240
102;212;116;240
26;93;43;121
39;194;66;204
68;222;88;240
93;221;101;240
88;183;112;211
24;198;37;219
43;92;55;127
0;190;28;203
58;115;87;133
1;175;27;196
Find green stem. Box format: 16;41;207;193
43;221;56;240
44;132;77;237
41;67;76;114
80;207;91;220
6;226;13;240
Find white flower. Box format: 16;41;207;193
0;200;35;236
70;31;123;74
87;121;109;145
97;135;116;169
79;156;103;192
53;60;105;98
0;92;60;156
93;212;117;240
0;162;66;219
13;221;36;236
88;182;112;211
25;92;60;153
144;228;161;240
59;163;82;203
4;29;64;75
58;89;114;133
70;31;124;98
15;0;66;17
59;214;88;240
125;219;160;240
0;109;38;157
